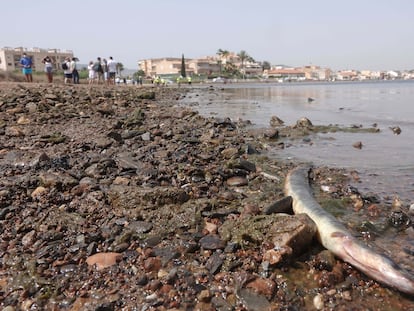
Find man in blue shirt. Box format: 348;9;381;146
20;53;33;82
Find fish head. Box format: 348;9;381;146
331;231;414;295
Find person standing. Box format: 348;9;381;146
102;58;108;83
107;56;117;85
42;56;53;83
71;57;79;84
20;53;33;82
63;57;72;84
93;57;104;84
87;61;96;84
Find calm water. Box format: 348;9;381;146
181;80;414;204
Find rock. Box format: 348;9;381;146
270;116;284;127
226;176;248;187
245;277;276;299
389;126;401;135
264;128;279;139
221;147;239;159
262;246;293;265
313;293;325;310
127;220;153;234
262;196;293;215
237;288;271;311
143;257;162;273
31;186;47;199
295;117;313;128
219;213;316;259
86;252;122;270
352;141;363;149
199;234;226;250
206;251;224;274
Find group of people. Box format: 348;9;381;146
19;53;118;85
62;57;80;84
87;57;117;85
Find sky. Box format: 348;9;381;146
2;0;414;71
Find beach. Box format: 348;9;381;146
1;82;413;310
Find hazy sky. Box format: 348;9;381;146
2;0;413;70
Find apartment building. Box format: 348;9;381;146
138;55;259;77
138;58;193;77
138;57;222;77
0;47;74;72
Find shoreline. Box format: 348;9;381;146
0;82;413;309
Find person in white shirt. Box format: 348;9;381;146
42;56;53;83
87;61;96;84
63;57;72;84
107;56;117;85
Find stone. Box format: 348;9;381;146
86;252;122;270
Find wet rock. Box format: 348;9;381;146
270;116;284;127
311;250;337;271
295;117;313;128
245;277;276;299
389;126;401;135
389;210;411;230
237;288;271;311
264;128;279;139
352;141;363;149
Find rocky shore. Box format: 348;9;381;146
0;82;413;310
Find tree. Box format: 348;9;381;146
217;49;230;75
237;50;249;69
223;62;239;76
217;49;230;62
237;50;251;79
262;61;271;71
133;70;145;80
180;54;186;78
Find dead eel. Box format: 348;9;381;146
285;165;414;295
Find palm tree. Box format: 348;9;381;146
237;50;249;69
237;50;251;79
217;49;230;75
217;49;230;62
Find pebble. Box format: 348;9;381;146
313;293;325;310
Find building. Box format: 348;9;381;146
138;58;193;77
0;47;74;72
187;56;220;76
138;54;262;78
263;67;306;81
138;57;221;77
302;65;332;81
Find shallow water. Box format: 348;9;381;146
182;80;414;204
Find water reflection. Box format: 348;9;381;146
182;81;414;202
